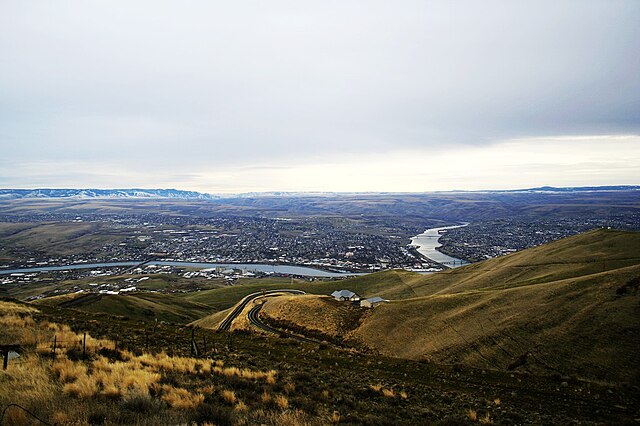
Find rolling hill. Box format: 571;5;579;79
230;229;640;383
34;291;214;324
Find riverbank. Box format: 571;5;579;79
410;224;470;268
0;260;364;278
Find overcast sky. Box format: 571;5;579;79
1;1;639;193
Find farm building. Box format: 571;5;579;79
331;289;360;302
360;296;388;308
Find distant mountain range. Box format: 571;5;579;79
0;185;637;200
0;188;218;200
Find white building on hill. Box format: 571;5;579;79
360;296;388;308
331;289;360;302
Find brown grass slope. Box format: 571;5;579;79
260;295;366;339
35;292;214;324
355;263;640;383
404;228;640;296
256;229;640;383
189;308;232;329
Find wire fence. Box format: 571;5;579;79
1;403;52;425
2;327;230;372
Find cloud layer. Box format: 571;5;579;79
1;1;639;191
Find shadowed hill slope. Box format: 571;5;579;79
35;292;214;324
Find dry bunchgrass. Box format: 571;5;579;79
399;390;408;399
369;383;396;398
274;394;289;410
63;373;99;398
234;408;312;426
265;370;277;385
0;357;57;423
468;410;478;421
212;365;277;383
91;357;160;397
1;306;285;423
0;313;36;328
0;300;39;315
270;409;310;426
283;382;296;394
53;357;87;383
200;385;215;396
138;352;206;374
381;388;395;398
123;369;162;395
51;411;71;424
221;389;237;404
161;385;205;409
480;412;493;424
0;314;41;346
32;320;113;358
369;383;383;392
330;411;341;424
3;406;28;426
261;390;272;404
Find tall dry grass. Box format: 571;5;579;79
0;355;57;406
0;300;39;315
53;357;87;383
212;365;277;383
221;389;237;404
161;385;205;409
0;300;282;424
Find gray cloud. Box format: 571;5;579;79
1;1;638;189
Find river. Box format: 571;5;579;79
1;227;470;277
410;224;470;268
0;261;356;278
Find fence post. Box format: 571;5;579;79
203;335;207;356
82;333;87;359
52;335;57;358
114;337;118;351
2;350;8;370
192;340;199;357
190;328;195;356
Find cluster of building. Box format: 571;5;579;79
330;289;388;308
0;213;422;272
438;216;640;262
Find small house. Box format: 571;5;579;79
331;289;360;302
360;296;388;308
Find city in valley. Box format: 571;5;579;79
2;188;638;290
2;2;639;423
1;192;639;425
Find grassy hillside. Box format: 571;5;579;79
356;263;640;383
35;292;214;324
250;229;640;383
404;229;640;296
189;308;231;329
181;271;420;324
0;221;129;257
192;229;640;318
5;299;637;424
